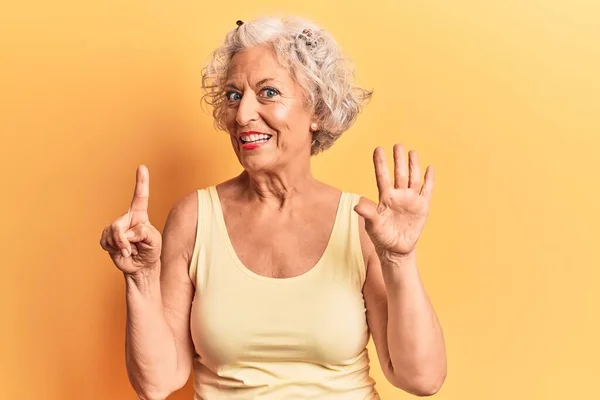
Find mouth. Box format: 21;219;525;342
238;132;273;150
239;132;273;145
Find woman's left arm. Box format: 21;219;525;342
355;144;447;396
362;245;446;396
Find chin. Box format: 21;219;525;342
237;151;280;174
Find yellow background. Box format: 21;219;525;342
2;1;599;399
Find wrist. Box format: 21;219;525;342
124;266;163;309
377;249;417;266
377;250;419;287
124;263;161;289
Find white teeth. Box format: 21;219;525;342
240;133;271;143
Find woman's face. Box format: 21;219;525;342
223;45;314;173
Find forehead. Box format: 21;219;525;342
227;45;293;85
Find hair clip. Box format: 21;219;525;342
236;20;244;27
298;28;316;47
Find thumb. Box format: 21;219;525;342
125;223;158;245
354;202;377;222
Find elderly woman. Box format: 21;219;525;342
100;16;446;400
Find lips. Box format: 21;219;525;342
239;133;272;144
237;130;273;150
235;130;272;151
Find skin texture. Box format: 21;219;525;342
99;44;446;399
217;45;342;279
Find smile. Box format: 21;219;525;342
240;133;272;144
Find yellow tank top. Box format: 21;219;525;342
188;186;379;399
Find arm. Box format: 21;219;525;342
361;218;446;395
125;192;197;400
354;145;447;395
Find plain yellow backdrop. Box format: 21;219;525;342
1;1;599;399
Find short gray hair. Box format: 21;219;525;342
201;16;373;155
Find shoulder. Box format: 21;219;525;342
312;181;344;204
166;190;199;225
162;190;200;261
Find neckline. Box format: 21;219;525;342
208;186;345;283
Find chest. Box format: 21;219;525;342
192;279;369;367
223;205;337;278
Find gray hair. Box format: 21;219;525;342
201;16;373;155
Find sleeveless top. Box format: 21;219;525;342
188;186;379;399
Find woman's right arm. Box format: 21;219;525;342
100;166;197;400
124;192;197;400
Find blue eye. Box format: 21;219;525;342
261;87;279;98
226;91;241;101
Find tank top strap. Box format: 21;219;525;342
188;187;218;287
320;192;367;290
189;188;367;290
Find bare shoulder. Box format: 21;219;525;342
313;181;344;206
166;191;198;222
162;190;199;265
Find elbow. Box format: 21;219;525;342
128;374;182;400
133;385;171;400
126;363;190;400
137;395;162;400
393;374;446;397
388;366;447;397
135;391;166;400
135;382;184;400
406;376;445;397
133;379;189;400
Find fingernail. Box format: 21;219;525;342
122;248;130;257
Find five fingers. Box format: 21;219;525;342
374;144;433;199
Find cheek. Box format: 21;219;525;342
272;105;291;122
224;108;237;131
222;112;237;143
267;103;310;134
265;104;292;131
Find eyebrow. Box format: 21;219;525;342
224;78;279;90
257;78;277;86
224;83;241;90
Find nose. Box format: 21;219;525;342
235;92;260;127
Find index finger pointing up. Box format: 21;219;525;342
130;165;150;216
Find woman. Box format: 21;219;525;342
100;16;446;400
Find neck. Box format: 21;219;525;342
240;161;316;208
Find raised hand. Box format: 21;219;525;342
99;165;162;275
354;144;434;258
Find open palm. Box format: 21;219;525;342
355;144;434;257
